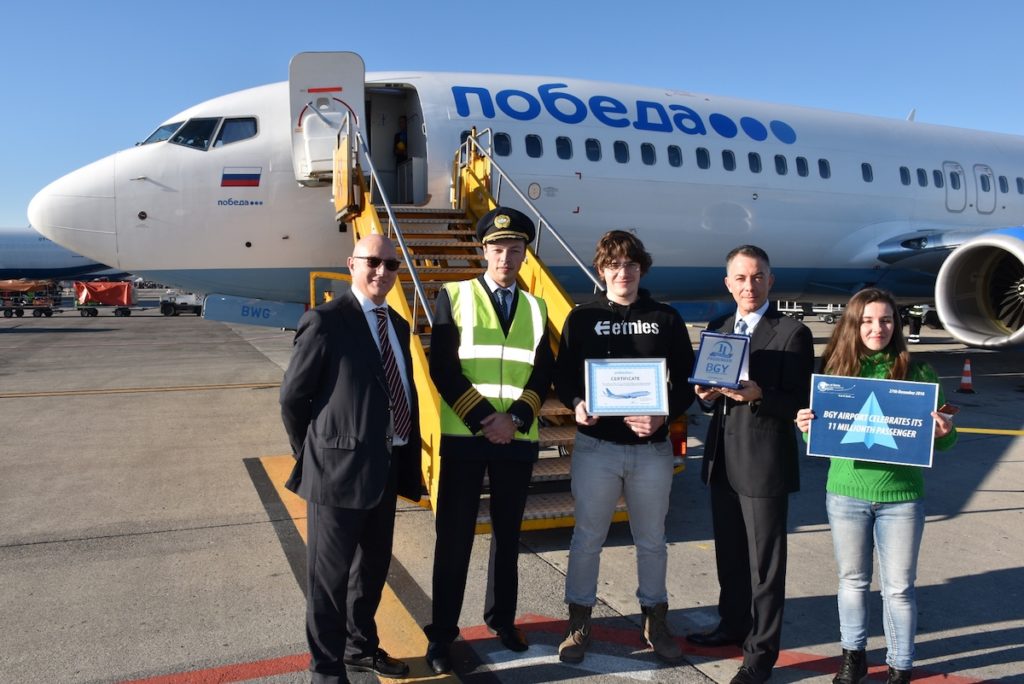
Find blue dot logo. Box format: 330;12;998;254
740;117;768;141
709;113;738;139
770;120;797;144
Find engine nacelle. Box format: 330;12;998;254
936;227;1024;348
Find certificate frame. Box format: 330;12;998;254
687;331;749;389
584;358;669;416
807;373;938;467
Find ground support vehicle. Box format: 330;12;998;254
74;281;136;317
1;279;62;318
159;292;203;316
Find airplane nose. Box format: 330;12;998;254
28;154;118;267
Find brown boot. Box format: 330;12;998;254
558;603;592;663
641;603;683;663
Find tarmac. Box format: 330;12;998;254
1;306;1021;684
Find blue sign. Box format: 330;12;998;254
807;374;938;467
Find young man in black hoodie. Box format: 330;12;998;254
553;230;696;664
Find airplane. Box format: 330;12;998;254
0;225;125;280
27;51;1024;347
603;388;651;400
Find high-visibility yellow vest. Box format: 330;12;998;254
439;279;546;441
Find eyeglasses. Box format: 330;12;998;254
604;261;641;273
352;256;401;272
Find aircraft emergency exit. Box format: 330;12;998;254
27;51;1024;347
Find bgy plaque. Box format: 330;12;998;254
687;331;748;389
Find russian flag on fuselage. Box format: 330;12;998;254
221;167;261;187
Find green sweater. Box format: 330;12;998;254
822;351;958;503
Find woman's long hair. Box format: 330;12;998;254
820;288;909;380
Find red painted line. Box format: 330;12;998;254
308;86;342;93
118;614;987;684
118;653;308;683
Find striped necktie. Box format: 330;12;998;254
735;318;749;336
374;307;411;442
496;288;511;322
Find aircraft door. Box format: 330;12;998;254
288;52;366;185
973;164;996;214
943;161;966;212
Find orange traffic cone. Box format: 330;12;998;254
956;359;976;394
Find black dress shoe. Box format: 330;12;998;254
493;626;529;652
343;648;410;677
686;626;745;648
730;665;771;684
425;641;451;675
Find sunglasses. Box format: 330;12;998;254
352;255;401;272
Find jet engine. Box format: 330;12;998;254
936;227;1024;348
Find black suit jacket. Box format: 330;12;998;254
701;306;814;497
280;290;422;508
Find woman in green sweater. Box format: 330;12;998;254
795;288;956;684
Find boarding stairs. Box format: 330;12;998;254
289;53;683;532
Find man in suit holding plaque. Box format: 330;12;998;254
687;245;814;684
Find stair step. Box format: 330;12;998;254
540;397;573;416
403;240;482;248
408;254;486;262
402;267;485;277
476;492;628;531
539;424;576;448
400;228;477;236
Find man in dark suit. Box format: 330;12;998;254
280;233;422;684
687;245;814;684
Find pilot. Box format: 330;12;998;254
423;207;553;675
552;230;695;665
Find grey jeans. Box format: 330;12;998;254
564;431;674;607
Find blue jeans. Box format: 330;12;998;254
826;492;925;671
565;432;674;607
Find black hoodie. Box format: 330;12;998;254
554;291;696;444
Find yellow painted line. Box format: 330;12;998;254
956;427;1024;436
258;455;459;683
0;382;280;399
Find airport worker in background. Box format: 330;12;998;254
553;230;696;664
279;233;422;683
393;115;409;165
422;207;553;675
686;245;815;684
795;287;956;684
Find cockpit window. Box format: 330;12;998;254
213;117;258;147
169;118;220;150
141;121;184;145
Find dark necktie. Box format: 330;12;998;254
496;288;511;322
374;307;411;442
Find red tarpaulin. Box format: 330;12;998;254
0;279;55;293
74;281;136;306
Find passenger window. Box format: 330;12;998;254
169;117;220;151
917;168;928;187
748;152;762;173
667;145;682;167
933;170;944;188
494;132;511;156
722;150;736;171
980;175;991;192
999;175;1009;194
774;154;788;175
213;117;257;147
1017;177;1024;194
641;143;656;166
950;171;961;190
818;158;831;179
556;136;572;160
900;167;911;186
525;134;543;158
142;121;183;145
614;140;629;164
861;163;873;182
696;147;710;169
585;138;601;162
796;156;809;177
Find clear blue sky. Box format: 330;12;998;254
4;0;1023;227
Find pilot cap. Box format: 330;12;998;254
476;207;535;244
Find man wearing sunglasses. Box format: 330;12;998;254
423;207;554;674
280;233;422;683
